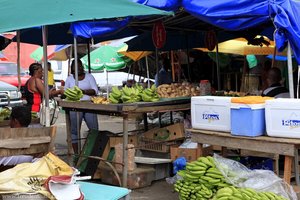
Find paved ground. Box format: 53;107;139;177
53;112;178;200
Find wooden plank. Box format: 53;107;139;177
284;156;293;184
0;137;51;148
191;132;295;156
189;129;300;145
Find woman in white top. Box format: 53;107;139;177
64;59;99;154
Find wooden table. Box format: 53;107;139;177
188;129;300;185
58;98;191;187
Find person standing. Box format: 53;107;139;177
155;57;172;87
64;59;99;154
47;62;55;90
24;63;62;112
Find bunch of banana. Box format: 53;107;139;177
109;86;122;103
91;96;109;104
64;86;83;101
212;186;288;200
121;85;141;103
174;156;232;200
141;84;160;102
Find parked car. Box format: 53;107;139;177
0;62;30;97
0;80;23;107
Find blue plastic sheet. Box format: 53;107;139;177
182;0;300;64
173;157;187;174
71;18;131;39
132;0;181;11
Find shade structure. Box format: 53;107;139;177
117;44;152;61
0;0;170;34
30;45;69;62
196;38;285;56
81;45;131;71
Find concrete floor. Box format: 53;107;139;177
54;112;177;200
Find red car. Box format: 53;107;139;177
0;62;30;96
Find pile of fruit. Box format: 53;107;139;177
157;82;200;98
108;84;159;104
174;156;288;200
64;86;83;101
214;91;245;97
91;96;110;104
0;107;11;121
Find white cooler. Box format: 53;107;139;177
265;99;300;138
191;96;232;132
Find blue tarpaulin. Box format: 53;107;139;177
182;0;300;64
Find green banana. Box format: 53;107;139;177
141;93;153;102
111;86;122;97
151;84;156;92
109;95;119;104
110;92;121;99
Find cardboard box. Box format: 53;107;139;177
109;134;138;148
170;145;213;162
143;123;184;141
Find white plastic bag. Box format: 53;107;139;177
213;154;297;200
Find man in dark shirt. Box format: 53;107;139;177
262;67;290;98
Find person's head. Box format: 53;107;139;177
71;59;85;76
47;62;52;71
29;63;43;78
10;106;32;128
267;67;282;86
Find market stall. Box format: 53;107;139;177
58;97;191;187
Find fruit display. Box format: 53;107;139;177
214;91;245;97
157;82;200;98
91;96;110;104
174;156;288;200
108;84;159;104
64;86;83;101
0;107;11;121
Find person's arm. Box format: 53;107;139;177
35;78;45;95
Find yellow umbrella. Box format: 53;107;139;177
196;38;286;56
117;44;152;61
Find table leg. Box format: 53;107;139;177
294;149;299;185
143;113;148;131
122;114;128;187
283;156;293;184
65;110;74;166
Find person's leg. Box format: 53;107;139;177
70;111;83;154
83;112;99;132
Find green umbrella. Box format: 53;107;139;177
81;45;131;71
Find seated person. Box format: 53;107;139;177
261;67;290;98
1;106;34;166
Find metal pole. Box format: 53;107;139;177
122;114;129;187
145;56;150;88
216;42;221;90
87;40;91;74
42;26;50;127
297;67;300;99
155;48;159;84
16;31;21;91
287;42;294;98
73;37;81;152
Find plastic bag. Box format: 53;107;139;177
213;154;297;200
173;157;187;174
0;152;74;199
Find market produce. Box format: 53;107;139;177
64;86;83;101
174;156;231;200
214;90;245;97
109;84;159;104
91;96;110;104
212;186;288;200
157;82;200;98
0;107;11;121
174;156;288;200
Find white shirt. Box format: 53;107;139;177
65;73;98;100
